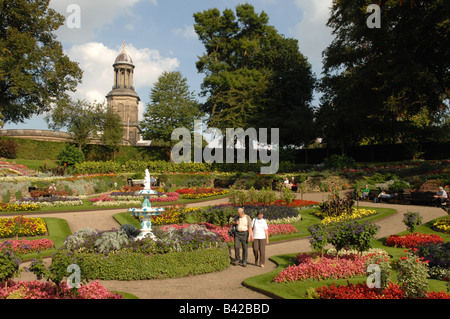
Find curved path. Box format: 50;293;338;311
15;192;448;299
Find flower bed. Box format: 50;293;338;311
162;223;297;243
319;208;377;225
385;233;444;248
0;216;47;238
0;280;122;299
30;190;69;198
90;192;180;206
0;238;54;254
432;218;450;233
0;201;39;212
314;282;449;299
175;188;229;199
17;196;83;208
273;253;367;283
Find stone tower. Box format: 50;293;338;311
106;43;140;145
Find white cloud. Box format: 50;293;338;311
290;0;334;76
49;0;157;43
172;25;198;40
66;42;180;120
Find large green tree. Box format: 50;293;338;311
46;99;106;150
193;4;316;148
317;0;449;150
0;0;82;124
140;71;203;162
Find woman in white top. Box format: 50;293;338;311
252;211;269;268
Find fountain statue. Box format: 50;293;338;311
128;169;164;240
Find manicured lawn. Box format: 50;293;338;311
243;216;449;299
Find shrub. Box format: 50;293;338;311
402;212;423;233
364;252;392;290
396;249;429;299
0;249;21;284
307;223;328;257
94;230;129;254
119;224;140;238
57;144;85;166
317;192;354;218
327;220;380;253
49;246;230;280
416;242;450;271
389;180;410;193
0;139;18;159
323;154;356;169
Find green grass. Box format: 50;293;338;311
243;216;450;299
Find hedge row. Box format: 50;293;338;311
52;246;231;280
73;160;301;175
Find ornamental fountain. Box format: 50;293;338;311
128;169;164;240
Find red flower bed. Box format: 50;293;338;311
385;233;444;248
316;282;450;299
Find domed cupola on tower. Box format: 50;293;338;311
106;41;141;145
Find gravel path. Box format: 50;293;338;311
15;192;448;299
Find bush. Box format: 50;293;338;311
396;249;429;299
119;224;140;238
0;249;21;283
402;212;423;233
0;139;18;159
389;180;410;193
49;246;230;280
57;144;85;166
327;220;380;253
323;154;356;170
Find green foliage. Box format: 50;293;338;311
63;228;98;251
327;220;380;253
318;191;354;218
140;71;202;162
49;247;230;280
0;0;83;124
389;180;410;193
318;0;449;148
119;224;140;239
193;3;316;147
323;154;356;169
0;138;18;159
364;253;392;291
402;212;423;233
396;250;429;299
279;187;294;204
200;206;236;227
307;223;328;257
56;144;85;166
0;248;21;283
94;230;129;254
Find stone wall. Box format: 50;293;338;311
0;129;101;144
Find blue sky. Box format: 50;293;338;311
4;0;334;131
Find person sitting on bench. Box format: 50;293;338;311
373;190;396;203
362;185;370;200
433;187;448;207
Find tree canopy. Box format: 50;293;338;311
317;0;450;150
0;0;82;124
140;71;203;162
193;3;316;148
